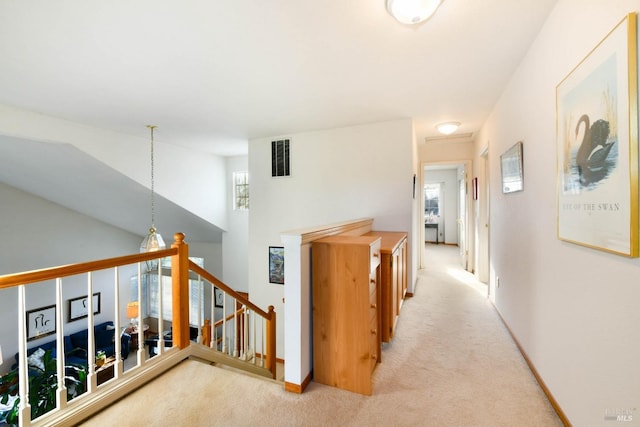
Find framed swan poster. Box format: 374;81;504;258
556;13;638;257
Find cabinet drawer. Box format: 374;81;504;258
369;322;378;371
369;275;377;295
370;240;381;273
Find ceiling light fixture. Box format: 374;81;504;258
386;0;443;25
140;125;166;253
436;121;461;135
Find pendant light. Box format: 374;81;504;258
140;125;166;253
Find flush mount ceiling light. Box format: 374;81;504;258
436;121;461;135
386;0;443;25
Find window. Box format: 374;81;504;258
271;139;290;177
233;171;249;210
424;183;441;217
132;257;205;327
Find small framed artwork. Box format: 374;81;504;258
501;141;524;194
68;292;101;322
556;13;638;257
214;287;224;308
413;174;417;199
268;246;284;284
472;177;479;200
26;305;56;341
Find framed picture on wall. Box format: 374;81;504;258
500;141;524;194
214;287;224;308
68;292;101;322
556;13;638;257
26;305;56;341
268;246;284;284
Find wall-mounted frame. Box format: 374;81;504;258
26;305;56;341
413;174;417;199
556;13;638;257
268;246;284;284
214;287;224;308
68;292;101;322
500;141;524;194
472;177;479;200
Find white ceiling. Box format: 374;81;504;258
0;0;558;156
0;1;557;244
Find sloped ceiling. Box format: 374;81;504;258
0;136;224;242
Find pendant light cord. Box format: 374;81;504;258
147;125;157;231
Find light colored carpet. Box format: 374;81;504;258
80;244;562;427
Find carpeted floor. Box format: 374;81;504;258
81;244;562;426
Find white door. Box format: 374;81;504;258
458;170;467;269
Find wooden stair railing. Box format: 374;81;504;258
188;261;277;379
0;232;277;426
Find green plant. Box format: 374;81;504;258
0;350;86;426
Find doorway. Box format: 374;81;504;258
421;161;472;272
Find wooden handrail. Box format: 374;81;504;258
190;260;276;378
213;306;246;328
0;247;177;289
188;261;270;319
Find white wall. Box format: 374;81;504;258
248;119;415;361
475;1;640;425
223;155;249;292
0;182;142;373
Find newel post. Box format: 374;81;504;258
266;305;276;379
171;233;190;349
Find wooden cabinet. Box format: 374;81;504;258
365;231;408;343
312;235;381;395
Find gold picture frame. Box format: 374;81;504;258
556;13;638;257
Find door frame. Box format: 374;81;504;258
419;160;473;271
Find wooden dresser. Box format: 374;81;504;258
311;235;381;395
365;231;408;343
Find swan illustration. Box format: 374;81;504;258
574;114;616;185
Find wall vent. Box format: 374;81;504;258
272;139;290;177
424;132;474;144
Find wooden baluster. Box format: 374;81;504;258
17;284;31;426
170;232;190;349
156;262;164;355
221;291;227;354
241;308;247;361
232;297;238;357
260;316;265;368
87;272;97;392
113;267;123;379
266;305;276;379
55;278;67;409
196;275;203;344
243;308;249;361
252;309;257;365
214;282;218;350
136;262;145;366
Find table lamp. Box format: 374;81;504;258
127;301;139;328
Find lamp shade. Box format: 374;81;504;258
140;227;166;253
0;344;3;366
127;301;139;319
436;121;460;135
386;0;442;25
